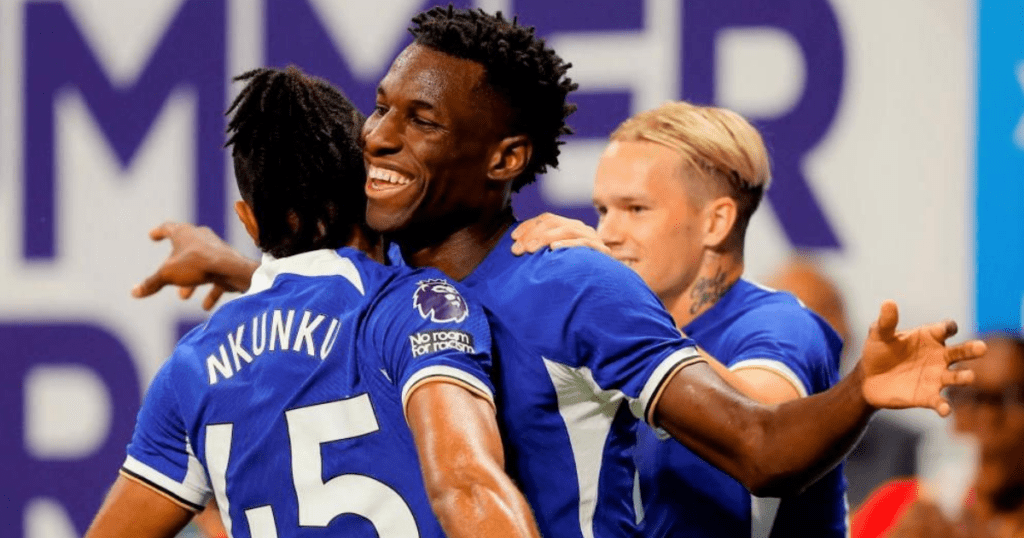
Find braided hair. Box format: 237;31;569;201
226;66;366;258
409;5;578;192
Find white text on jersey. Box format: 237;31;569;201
207;309;342;385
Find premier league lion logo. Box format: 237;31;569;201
413;279;470;323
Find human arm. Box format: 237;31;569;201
406;381;540;538
651;301;982;497
131;222;258;310
703;353;802;404
84;474;194;538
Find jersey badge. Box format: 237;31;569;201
413;279;469;323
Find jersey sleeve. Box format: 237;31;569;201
725;305;842;395
524;249;704;425
120;356;212;512
367;272;496;415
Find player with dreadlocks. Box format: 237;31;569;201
86;66;540;538
135;6;982;538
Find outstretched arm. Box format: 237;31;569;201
653;301;982;497
406;382;540;538
132;222;258;310
84;475;194;538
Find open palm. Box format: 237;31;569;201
860;300;984;416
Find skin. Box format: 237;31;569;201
515;140;802;403
872;337;1024;538
133;41;983;498
104;162;541;535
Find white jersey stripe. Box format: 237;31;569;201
543;358;627;538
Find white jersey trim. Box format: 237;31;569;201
750;496;782;538
634;346;703;423
543;358;628;538
122;452;212;510
401;365;494;415
730;358;810;398
247;249;365;297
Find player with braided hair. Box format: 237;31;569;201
135;6;983;538
86;66;540;538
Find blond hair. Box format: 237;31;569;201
611;101;771;246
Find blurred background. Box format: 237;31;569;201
0;0;1019;536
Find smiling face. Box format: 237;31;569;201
592;140;708;304
361;44;509;237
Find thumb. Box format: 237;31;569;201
875;300;899;341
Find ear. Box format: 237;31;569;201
487;134;532;183
702;196;738;249
234;200;260;248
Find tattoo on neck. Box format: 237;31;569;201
689;267;731;315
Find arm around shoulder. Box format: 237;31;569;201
406;381;540;538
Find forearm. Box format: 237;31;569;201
408;382;540;538
428;465;540;538
654;361;874;496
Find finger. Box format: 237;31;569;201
932;397;952;417
511;213;548;240
941;368;975;387
202;286;226;311
179;286;197;300
148;221;179;241
925;319;958;343
946;340;987;365
131;273;168;298
550;238;611;255
875;300;899;340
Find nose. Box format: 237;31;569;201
597;209;624;248
362;110;401;157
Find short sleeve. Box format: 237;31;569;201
519;250;703;424
121;357;212;512
725;305;842;395
367;272;495;415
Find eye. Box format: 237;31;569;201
628;205;647;214
411;115;440;129
372;103;388;116
593;205;607;217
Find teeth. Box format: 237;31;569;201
368;166;412;186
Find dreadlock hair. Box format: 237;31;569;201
226;66;366;258
409;5;578;192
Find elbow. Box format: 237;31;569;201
733;422;809;498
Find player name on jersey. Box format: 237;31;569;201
206;308;342;385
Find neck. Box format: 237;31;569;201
347;224;387;264
663;250;744;328
396;206;515;280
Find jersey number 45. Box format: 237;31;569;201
205;394;420;537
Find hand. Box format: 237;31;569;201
885;499;963;538
510;213;610;256
131;222;257;311
859;301;984;416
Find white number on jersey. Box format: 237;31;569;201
205;394;420;537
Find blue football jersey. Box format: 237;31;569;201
457;227;703;538
635;279;848;538
121;247;495;538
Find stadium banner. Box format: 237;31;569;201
0;0;1000;536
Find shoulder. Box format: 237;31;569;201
513;247;656;300
730;282;836;342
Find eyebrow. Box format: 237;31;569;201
595;194;650;206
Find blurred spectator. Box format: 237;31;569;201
766;257;920;508
851;334;1024;538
